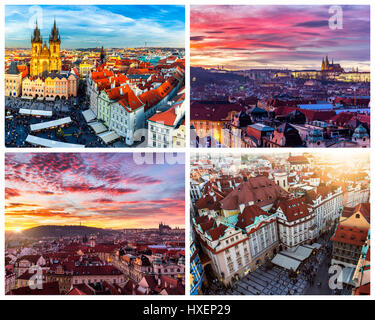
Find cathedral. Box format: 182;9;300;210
321;56;344;73
30;20;62;76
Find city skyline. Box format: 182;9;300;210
5;5;185;49
5;153;185;231
191;5;370;71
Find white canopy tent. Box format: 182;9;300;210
271;254;301;272
82;109;96;123
272;244;317;272
26;135;85;148
281;245;314;262
89;121;107;134
19;108;53;117
98;131;120;144
341;267;356;286
30;117;72;132
310;243;322;250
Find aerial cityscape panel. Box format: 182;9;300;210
190;5;370;148
5;5;185;148
5;152;185;295
190;151;370;295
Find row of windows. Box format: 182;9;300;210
150;125;170;134
5;79;19;83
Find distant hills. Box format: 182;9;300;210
191;67;246;86
18;225;121;239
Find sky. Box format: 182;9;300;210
5;5;185;48
5;153;185;231
191;5;370;71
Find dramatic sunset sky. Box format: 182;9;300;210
191;5;370;70
5;5;185;48
5;153;185;231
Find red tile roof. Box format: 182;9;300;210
221;176;286;210
16;255;42;264
72;265;122;276
139;75;181;110
287;155;309;164
148;103;181;127
190;101;243;121
273;196;310;222
342;203;370;223
105;85;144;111
10;281;60;295
66;288;87;295
331;225;368;247
355;283;370;295
206;224;227;241
236;205;269;229
91;70;114;80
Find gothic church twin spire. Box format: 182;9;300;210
31;19;61;44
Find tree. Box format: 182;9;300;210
57;127;64;138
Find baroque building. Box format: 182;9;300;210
30;20;62;76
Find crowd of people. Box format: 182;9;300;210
5;94;111;148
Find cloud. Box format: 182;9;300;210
5;5;185;48
190;5;370;70
5;187;21;199
294;20;328;28
191;36;205;42
5;153;185;229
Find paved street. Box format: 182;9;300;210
5;95;136;148
217;235;352;296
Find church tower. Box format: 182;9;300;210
49;19;62;72
100;46;105;63
274;171;289;191
30;20;62;76
30;20;43;76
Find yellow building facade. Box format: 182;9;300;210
30;20;62;76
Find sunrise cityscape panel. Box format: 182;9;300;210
5;5;185;148
190;151;370;295
5;152;185;295
190;5;370;148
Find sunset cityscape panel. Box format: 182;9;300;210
190;5;370;148
5;152;185;295
5;5;185;148
190;151;370;295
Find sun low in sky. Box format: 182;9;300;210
5;153;185;231
5;5;185;48
190;5;370;71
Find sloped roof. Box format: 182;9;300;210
206;224;227;241
148;104;179;127
235;205;269;229
331;225;368;247
221;176;286;210
274;196;310;222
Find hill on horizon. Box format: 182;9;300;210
191;66;247;86
17;225;122;239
